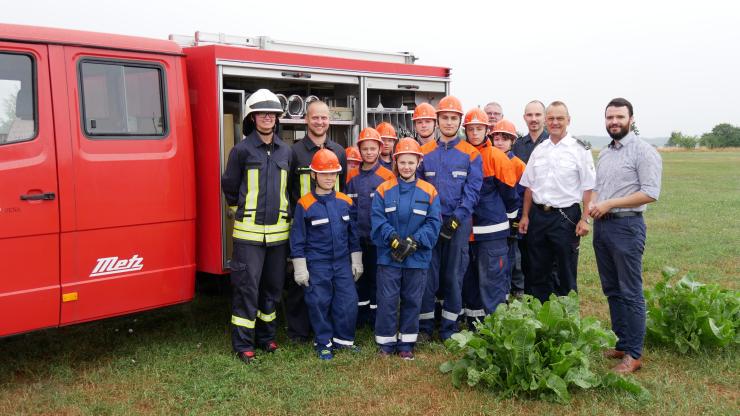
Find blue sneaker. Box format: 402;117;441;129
318;349;334;360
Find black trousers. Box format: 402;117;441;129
230;242;287;352
524;204;581;303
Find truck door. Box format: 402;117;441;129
0;44;60;336
58;48;194;325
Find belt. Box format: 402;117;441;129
534;203;577;212
599;211;643;220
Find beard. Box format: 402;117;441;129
607;124;630;140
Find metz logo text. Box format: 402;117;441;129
90;255;144;277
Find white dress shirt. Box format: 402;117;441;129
520;134;596;208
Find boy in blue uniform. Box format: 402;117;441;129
346;127;395;328
289;149;364;360
418;96;483;341
461;110;518;325
372;138;442;359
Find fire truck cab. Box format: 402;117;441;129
0;24;450;337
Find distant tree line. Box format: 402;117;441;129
666;123;740;149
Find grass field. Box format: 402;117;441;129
1;151;738;415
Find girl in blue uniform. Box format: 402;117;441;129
371;138;442;360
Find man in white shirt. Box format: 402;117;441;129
518;101;595;302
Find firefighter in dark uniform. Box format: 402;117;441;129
286;99;347;343
221;89;292;364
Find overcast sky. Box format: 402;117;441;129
4;0;738;137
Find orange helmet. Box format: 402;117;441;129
412;103;437;121
490;119;518;138
376;122;398;140
310;148;342;173
356;127;383;146
345;146;361;162
463;108;490;127
436;95;464;115
393;137;424;160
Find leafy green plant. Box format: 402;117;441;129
645;267;740;353
440;292;648;403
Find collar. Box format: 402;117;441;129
546;133;575;147
247;131;281;148
302;136;331;151
361;161;381;174
312;189;335;202
609;132;636;149
470;138;490;151
437;135;461;148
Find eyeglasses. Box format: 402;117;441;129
255;112;277;119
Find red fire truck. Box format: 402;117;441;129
0;23;450;337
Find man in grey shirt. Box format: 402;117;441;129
589;97;662;375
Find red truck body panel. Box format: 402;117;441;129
0;24;195;337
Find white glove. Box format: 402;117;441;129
293;258;309;287
351;251;363;282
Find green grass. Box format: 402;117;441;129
1;151;738;415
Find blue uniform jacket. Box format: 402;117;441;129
419;136;483;221
290;191;360;262
371;177;442;269
346;163;395;241
471;140;518;241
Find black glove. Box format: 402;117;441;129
439;216;461;240
389;233;402;250
508;219;519;240
391;236;418;263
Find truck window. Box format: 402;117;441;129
0;53;36;145
79;61;167;138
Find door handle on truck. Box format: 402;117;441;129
20;192;56;201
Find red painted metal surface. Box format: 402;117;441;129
198;44;450;78
0;23;182;56
0;41;60;336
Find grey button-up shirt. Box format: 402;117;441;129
594;132;662;212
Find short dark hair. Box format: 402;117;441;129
605;97;633;117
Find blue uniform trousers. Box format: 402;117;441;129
463;239;510;325
593;215;647;359
375;266;427;353
509;239;525;292
524;204;581;303
230;242;287;353
356;238;378;328
304;259;358;350
419;217;472;340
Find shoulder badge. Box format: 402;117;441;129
575;137;591;150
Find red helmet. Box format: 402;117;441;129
345;146;361;162
491;119;518;138
356;127;383;146
393;137;424;160
309;149;342;173
376;122;398;140
463;108;490;127
436;95;464;115
412;103;437;121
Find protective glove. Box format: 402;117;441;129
227;205;237;219
293;258;309;287
389;233;402;250
508;219;519;240
391;236;418;263
439;216;461;240
351;251;363;282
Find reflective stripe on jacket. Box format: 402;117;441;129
371;177;442;268
290;191;360;261
222;132;292;245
